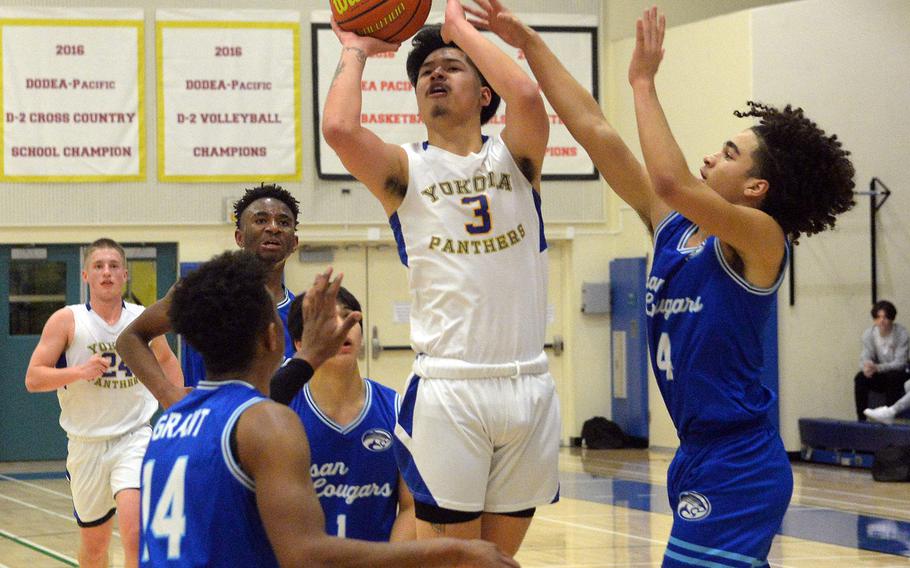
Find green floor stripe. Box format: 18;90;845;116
0;527;77;566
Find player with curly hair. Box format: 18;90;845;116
118;183;301;407
625;9;853;567
470;2;854;566
141;251;518;567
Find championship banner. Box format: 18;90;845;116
0;8;144;182
312;12;598;180
157;9;300;182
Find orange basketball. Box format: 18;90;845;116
331;0;431;44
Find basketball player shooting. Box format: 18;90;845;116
323;0;558;557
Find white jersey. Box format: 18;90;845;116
58;303;158;439
392;136;547;364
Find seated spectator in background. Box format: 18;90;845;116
854;300;910;421
864;385;910;425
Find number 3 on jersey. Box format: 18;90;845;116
142;457;188;561
656;332;674;381
462;195;492;234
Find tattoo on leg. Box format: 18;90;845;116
431;523;446;536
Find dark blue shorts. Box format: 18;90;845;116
663;426;793;568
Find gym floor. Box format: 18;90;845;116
1;447;908;567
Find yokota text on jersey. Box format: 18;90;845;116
419;170;514;202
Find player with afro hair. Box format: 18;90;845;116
733;101;855;243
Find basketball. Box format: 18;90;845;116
331;0;431;44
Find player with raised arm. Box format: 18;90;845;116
140;251;518;567
472;2;855;565
627;8;854;566
272;289;416;542
322;0;556;556
117;184;300;408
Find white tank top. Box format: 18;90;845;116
58;303;158;439
391;136;548;364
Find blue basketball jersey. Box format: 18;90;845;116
289;378;400;541
646;212;789;441
140;381;279;567
182;288;295;387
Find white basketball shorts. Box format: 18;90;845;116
394;352;561;513
66;425;151;526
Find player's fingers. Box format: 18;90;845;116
472;0;493;14
646;9;656;48
311;266;333;296
325;272;344;305
336;312;362;340
330;17;344;36
466;17;489;30
488;0;504;11
658;14;666;47
302;286;317;316
463;4;487;20
652;8;661;49
328;271;344;293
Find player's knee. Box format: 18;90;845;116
79;535;110;559
415;501;482;524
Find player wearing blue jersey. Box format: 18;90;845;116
627;9;854;567
141;251;519;567
119;184;300;408
472;3;856;566
273;289;415;542
323;0;556;556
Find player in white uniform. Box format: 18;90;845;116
323;0;557;555
25;238;182;568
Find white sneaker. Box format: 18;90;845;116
864;406;897;425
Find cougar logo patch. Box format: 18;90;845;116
677;491;711;521
361;428;393;452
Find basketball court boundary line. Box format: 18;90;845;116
0;472;71;499
0;527;77;566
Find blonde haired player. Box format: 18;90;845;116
25;238;182;568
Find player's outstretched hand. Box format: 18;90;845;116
464;0;532;50
330;16;400;57
442;0;470;43
628;6;666;87
458;539;521;568
298;267;362;370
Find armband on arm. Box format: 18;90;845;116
269;359;315;405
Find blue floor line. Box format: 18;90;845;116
559;471;910;558
1;471;66;481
